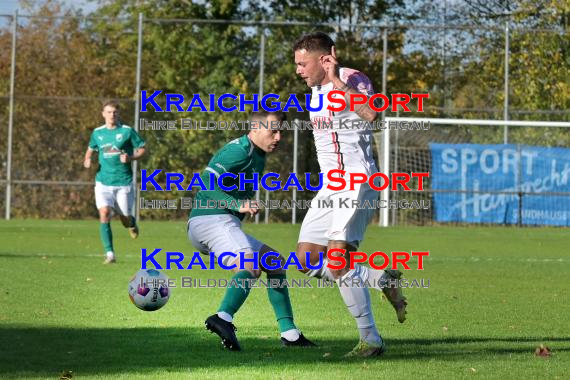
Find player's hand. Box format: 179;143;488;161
120;153;131;163
321;45;339;82
83;159;91;168
239;201;260;216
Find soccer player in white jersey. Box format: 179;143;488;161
84;101;146;264
293;32;407;358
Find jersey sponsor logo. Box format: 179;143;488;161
102;145;122;157
310;116;333;130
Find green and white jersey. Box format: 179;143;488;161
88;124;145;186
190;135;266;221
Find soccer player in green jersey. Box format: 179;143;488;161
84;101;146;264
188;109;315;351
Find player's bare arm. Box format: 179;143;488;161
239;200;260;217
120;147;146;163
84;148;95;168
321;46;378;122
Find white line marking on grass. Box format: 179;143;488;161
426;257;569;263
0;253;140;258
4;253;570;264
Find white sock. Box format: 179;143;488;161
106;251;115;258
306;261;389;286
217;311;233;323
305;259;335;281
281;328;301;341
336;267;382;345
358;265;390;292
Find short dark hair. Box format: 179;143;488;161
293;32;335;54
251;107;286;123
102;100;120;111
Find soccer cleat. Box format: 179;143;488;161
103;256;116;264
128;224;139;239
382;269;407;323
281;333;317;347
205;314;241;351
344;339;386;358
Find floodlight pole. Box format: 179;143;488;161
5;11;17;220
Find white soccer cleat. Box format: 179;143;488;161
382;269;407;323
103;252;116;264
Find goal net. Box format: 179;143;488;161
374;117;570;227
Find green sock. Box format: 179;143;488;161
99;222;113;252
218;270;255;317
128;216;137;228
266;273;296;333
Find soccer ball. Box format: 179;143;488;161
128;269;170;311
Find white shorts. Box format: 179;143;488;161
187;214;265;266
94;182;134;216
298;182;377;248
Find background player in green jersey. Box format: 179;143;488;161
84;101;146;264
188;109;315;351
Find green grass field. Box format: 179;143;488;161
0;220;569;379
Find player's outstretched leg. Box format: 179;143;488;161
299;243;407;323
359;266;407;323
336;266;385;358
116;184;138;239
297;242;384;357
382;269;407;323
120;215;139;239
259;246;316;347
100;222;115;264
98;207;115;264
205;269;255;351
265;273;316;347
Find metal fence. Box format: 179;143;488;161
382;118;570;227
0;11;568;225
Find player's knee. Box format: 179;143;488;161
236;261;260;278
329;267;347;279
295;252;309;272
260;251;286;274
328;255;348;275
248;268;262;278
296;244;326;273
99;208;111;222
298;265;311;274
265;267;285;276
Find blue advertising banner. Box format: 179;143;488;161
430;144;570;226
